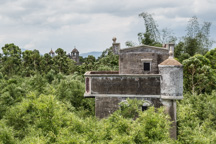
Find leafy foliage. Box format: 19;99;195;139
138;12;160;45
0;14;216;143
1;44;22;76
178;92;216;143
183;54;216;94
175;16;214;62
76;47;119;74
205;48;216;69
138;12;176;47
0;84;173;143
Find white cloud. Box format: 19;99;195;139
0;0;216;54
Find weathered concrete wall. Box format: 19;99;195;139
119;52;158;74
120;45;168;54
159;66;183;99
119;46;169;74
95;97;121;118
89;75;160;95
84;72;163;119
161;100;177;139
121;97;163;108
95;97;163;118
159;61;183;139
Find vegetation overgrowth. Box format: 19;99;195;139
0;14;216;143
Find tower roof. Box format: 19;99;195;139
72;48;79;53
49;49;54;54
159;58;182;66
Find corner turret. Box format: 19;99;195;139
158;44;183;139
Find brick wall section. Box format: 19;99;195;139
119;46;169;74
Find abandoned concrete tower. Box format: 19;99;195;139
84;38;183;139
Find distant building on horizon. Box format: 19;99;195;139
68;47;80;64
49;49;55;57
49;47;80;64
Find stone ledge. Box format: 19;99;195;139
84;94;161;98
84;73;161;77
161;95;183;100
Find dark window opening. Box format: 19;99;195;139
142;106;148;111
144;62;150;71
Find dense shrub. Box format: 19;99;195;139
178;92;216;143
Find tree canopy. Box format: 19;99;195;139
0;13;216;143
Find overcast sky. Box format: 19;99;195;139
0;0;216;54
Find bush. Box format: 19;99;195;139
55;79;94;116
4;93;73;142
178;92;216;143
0;121;15;144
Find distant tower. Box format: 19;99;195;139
71;47;80;63
49;49;55;57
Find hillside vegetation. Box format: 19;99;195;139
0;42;216;143
1;14;216;143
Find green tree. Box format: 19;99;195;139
205;48;216;69
161;28;177;44
31;50;41;72
40;53;54;74
183;54;216;94
22;50;35;76
77;48;119;74
138;12;176;47
1;44;22;76
185;16;213;54
22;50;41;76
3;93;73;142
178;92;216;143
84;55;96;71
53;48;76;74
96;47;119;71
0;121;16;144
56;79;94;116
0;76;26;119
138;12;160;45
125;41;137;47
175;16;213;62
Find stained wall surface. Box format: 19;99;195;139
95;97;163;118
119;46;169;74
91;45;170;119
159;66;183;98
95;97;121;119
91;76;160;95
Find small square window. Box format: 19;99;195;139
144;62;150;71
